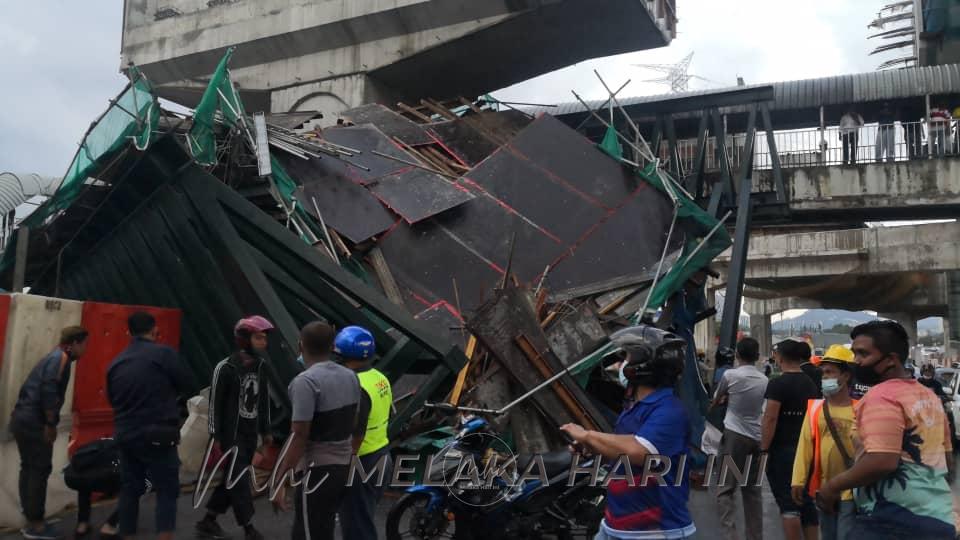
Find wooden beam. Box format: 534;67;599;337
368;246;405;307
515;334;599;431
396;102;433;123
421;99;458;121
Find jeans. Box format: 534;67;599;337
716;430;763;540
818;500;854;540
846;513;956;540
594;526;698;539
77;490;120;528
118;441;180;536
12;422;53;522
875;126;896;163
207;436;257;527
293;464;350;540
340;448;392;540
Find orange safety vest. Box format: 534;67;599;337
805;398;858;497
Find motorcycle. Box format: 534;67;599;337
386;403;606;540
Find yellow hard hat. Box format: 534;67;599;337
821;344;855;364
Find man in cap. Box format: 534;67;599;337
197;316;275;540
11;326;89;540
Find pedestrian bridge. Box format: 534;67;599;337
531;62;960;221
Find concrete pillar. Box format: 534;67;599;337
949;271;960;364
880;312;919;362
943;317;952;366
749;312;773;360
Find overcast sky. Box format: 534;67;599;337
0;0;897;177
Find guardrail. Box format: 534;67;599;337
664;120;960;174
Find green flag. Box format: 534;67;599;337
188;48;245;166
598;125;623;160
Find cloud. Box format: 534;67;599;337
495;0;894;104
0;1;127;177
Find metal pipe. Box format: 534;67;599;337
311;196;340;266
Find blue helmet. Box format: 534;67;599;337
334;326;376;360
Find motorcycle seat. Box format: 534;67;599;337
516;450;573;479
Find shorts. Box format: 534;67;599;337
766;445;818;526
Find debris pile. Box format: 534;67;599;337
1;54;731;447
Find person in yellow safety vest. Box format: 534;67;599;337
334;325;393;540
790;344;858;540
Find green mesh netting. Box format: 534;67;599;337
24;70;158;228
0;70;159;273
188;48;243;166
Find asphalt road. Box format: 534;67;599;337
2;473;958;539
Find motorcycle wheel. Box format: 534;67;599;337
386;492;454;540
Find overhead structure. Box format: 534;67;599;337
633;52;718;93
120;0;677;115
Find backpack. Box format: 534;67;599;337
63;438;121;493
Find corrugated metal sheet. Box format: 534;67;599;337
533;63;960;117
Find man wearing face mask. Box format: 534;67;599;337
790;345;858;540
197;316;275;540
562;325;696;540
818;321;956;540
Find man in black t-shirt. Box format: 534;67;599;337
761;339;820;540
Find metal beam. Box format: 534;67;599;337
718;105;759;349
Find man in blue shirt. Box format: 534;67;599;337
10;326;89;540
562;325;696;539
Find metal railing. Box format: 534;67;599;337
663;121;960;174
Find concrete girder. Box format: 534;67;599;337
752;157;960;221
121;0;674;112
715;222;960;281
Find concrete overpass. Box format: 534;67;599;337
121;0;676;115
713;222;960;360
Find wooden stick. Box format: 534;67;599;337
368;246;405;307
396;102;433;123
421;99;458;121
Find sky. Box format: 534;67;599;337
0;0;900;177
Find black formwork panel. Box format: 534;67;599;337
321;124;415;183
340;104;434;146
508;114;641;208
428;120;501;166
368;169;475;224
431;190;564;285
377;219;503;313
415;303;467;351
283;154;398;243
464;149;607;245
546;186;679;296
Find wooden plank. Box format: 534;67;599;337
396;102;433;123
368;246;405;307
515;334;599;431
467;286;611;438
421;99;458;121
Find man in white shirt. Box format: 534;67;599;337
839;109;864;165
713;337;769;540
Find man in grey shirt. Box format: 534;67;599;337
273;321;367;540
713;337;768;540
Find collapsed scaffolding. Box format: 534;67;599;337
1;51;733;452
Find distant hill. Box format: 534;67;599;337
770;309;941;333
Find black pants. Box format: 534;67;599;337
207;437;257;527
842;132;858;164
766;445;818;526
293;464;350;540
118;441;180;536
12;422;54;522
77;490;119;528
340;449;392;540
